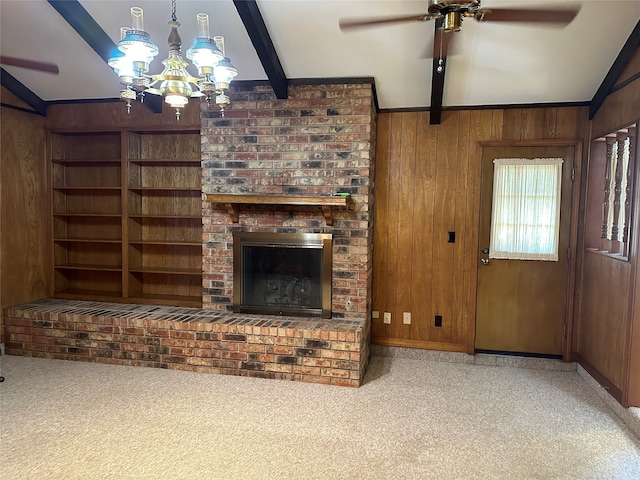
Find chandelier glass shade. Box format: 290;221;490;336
108;3;237;119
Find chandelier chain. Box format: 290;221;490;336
171;0;177;22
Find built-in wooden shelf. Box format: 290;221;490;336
53;238;121;244
205;193;352;226
129;266;201;275
128;240;201;246
53;186;121;191
54;213;122;218
128;158;201;166
128;187;201;192
129;214;201;220
52;159;121;165
55;264;122;272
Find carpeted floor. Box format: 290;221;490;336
1;353;639;479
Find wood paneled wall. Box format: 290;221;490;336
46;100;201;130
373;106;588;352
1;87;50;342
574;47;640;407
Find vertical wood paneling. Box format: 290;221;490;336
577;253;630;388
373;105;586;352
410;112;437;342
491;110;504;140
520;108;546;140
1;106;51;340
46;102;200;130
452;110;471;344
555;107;579;139
371;114;391;338
394;113;418;339
544;108;558;139
431;112;459;343
385;115;403;336
501;109;522;140
575;46;640;406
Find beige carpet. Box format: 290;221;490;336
1;353;639;479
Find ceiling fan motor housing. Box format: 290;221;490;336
428;0;481;16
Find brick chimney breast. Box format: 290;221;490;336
201;82;377;322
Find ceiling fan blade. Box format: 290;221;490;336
0;56;59;74
476;7;580;25
339;14;430;31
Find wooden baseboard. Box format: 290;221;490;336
572;352;624;404
371;337;468;353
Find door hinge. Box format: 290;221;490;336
567;246;571;260
571;167;575;181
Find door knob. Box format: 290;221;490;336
481;258;490;265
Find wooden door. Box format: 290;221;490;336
475;146;574;355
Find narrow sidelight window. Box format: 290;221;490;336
489;158;563;261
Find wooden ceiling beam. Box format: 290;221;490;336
590;19;640;119
233;0;288;99
0;68;48;116
430;19;450;125
47;0;162;114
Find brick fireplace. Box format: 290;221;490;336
199;81;376;384
1;82;377;388
201;81;377;322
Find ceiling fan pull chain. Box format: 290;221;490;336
171;0;177;22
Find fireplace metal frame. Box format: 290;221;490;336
232;232;333;318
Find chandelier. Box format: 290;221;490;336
108;0;237;119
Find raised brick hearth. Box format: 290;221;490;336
4;299;368;386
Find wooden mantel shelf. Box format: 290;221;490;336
205;193;352;226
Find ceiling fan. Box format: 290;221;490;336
339;0;580;32
339;0;580;124
0;56;59;75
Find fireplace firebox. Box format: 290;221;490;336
232;232;333;318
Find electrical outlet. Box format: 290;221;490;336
383;312;391;324
372;310;380;319
403;312;411;324
435;315;443;327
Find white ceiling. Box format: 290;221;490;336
1;0;639;110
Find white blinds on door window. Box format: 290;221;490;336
489;158;563;261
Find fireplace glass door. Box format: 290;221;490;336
233;233;332;318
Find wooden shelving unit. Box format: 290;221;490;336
51;132;123;298
126;130;202;307
50;129;202;307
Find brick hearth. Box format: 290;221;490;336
4;298;368;386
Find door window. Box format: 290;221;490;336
489;158;563;261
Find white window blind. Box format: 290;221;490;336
489;158;563;261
